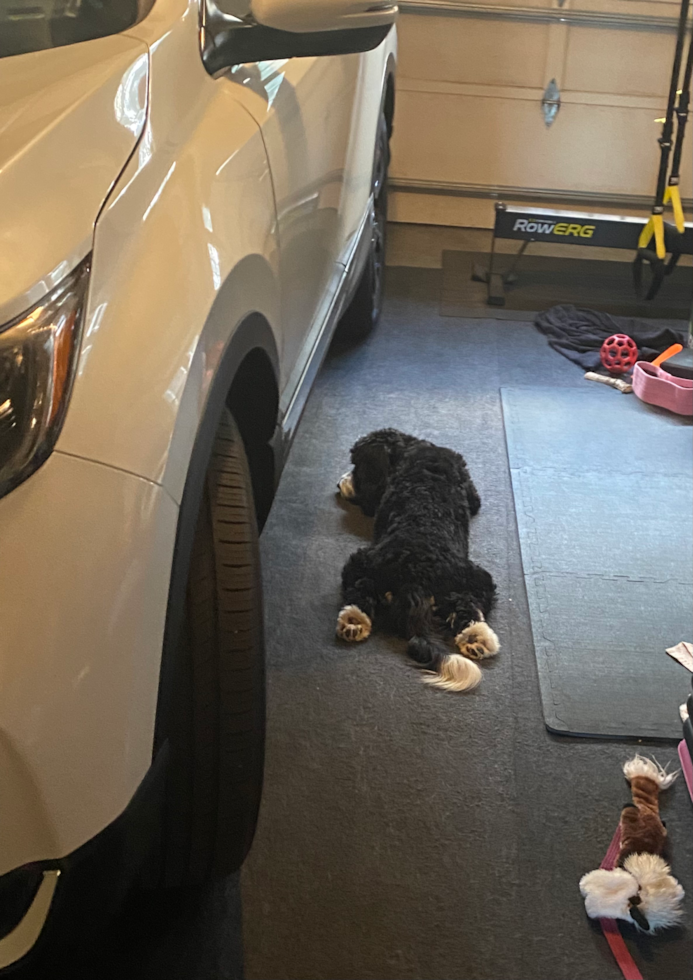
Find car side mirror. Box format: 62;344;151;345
251;0;396;33
202;0;397;76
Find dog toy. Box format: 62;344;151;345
584;371;633;393
652;343;683;368
600;334;639;374
579;756;684;933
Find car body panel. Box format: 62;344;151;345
57;0;281;503
229;55;359;375
58;0;395;504
0;0;396;879
0;452;177;876
0;35;148;326
339;47;391;261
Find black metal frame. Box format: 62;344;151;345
633;3;692;300
474;202;693;307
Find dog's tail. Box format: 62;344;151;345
401;591;482;693
419;646;482;692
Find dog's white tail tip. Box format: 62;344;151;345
422;653;482;692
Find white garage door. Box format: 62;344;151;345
390;0;693;227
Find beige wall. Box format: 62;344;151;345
390;0;693;226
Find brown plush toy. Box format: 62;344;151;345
580;756;685;932
619;758;670;862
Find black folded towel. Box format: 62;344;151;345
535;305;686;371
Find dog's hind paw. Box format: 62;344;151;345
336;605;372;642
455;621;500;661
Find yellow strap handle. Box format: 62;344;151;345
663;183;685;233
638;212;666;259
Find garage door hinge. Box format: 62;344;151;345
542;78;561;127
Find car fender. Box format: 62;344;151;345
57;0;282;505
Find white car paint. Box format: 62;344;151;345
252;0;397;33
0;35;148;325
0;0;396;883
0;453;177;876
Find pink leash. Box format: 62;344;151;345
679;739;693;802
597;825;644;980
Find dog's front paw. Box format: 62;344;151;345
338;471;356;499
455;621;500;661
336;605;372;642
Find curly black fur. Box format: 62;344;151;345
338;429;498;692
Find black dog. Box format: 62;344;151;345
337;429;498;692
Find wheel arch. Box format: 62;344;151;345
227;343;279;530
383;58;396;138
153;312;279;759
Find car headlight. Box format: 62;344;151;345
0;258;90;499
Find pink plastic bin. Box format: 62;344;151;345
632;361;693;416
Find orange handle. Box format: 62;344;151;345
652;343;682;368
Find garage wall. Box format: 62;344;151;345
389;0;693;226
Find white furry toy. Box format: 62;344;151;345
580;853;684;932
579;756;685;932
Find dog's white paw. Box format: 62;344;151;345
336;605;372;642
338;471;356;499
455;621;500;661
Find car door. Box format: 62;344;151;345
226;53;360;388
338;45;388;262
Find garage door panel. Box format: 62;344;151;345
392;90;693;199
564;26;679;97
398;13;550;88
577;0;683;15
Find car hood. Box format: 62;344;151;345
0;35;149;324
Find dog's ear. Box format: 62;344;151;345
350;441;392;517
349;429;415;515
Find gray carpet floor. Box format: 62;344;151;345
242;267;693;980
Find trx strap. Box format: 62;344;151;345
664;31;693;245
634;0;692;299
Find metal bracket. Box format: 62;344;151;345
542;78;560;127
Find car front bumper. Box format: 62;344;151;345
0;450;178;878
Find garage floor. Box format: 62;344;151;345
80;263;691;980
243;266;693;980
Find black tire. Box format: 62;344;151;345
336;112;389;343
154;409;265;887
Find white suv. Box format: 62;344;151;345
0;0;396;969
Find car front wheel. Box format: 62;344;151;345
152;409;266;887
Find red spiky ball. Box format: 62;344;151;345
600;334;638;375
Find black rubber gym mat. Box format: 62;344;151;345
442;250;693;320
501;385;693;740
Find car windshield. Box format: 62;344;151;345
0;0;151;58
